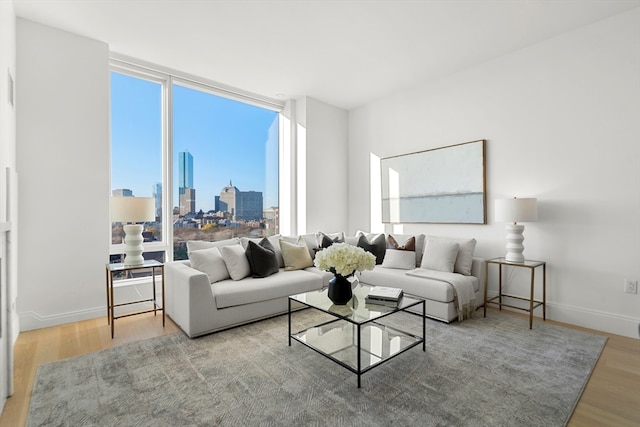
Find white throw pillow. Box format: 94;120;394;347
220;244;251;281
279;239;314;271
427;235;477;275
189;247;230;284
389;233;426;267
187;238;241;255
381;249;416;270
420;239;460;273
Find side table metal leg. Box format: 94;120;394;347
543;264;547;320
288;298;291;346
422;300;426;351
498;264;503;310
110;273;115;338
161;266;165;327
357;325;362;388
152;266;157;317
105;268;110;325
483;261;488;317
529;268;535;329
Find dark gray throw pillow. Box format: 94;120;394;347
245;238;279;278
357;233;386;265
319;233;342;248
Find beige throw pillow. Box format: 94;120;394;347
279;239;314;271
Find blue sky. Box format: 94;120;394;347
111;72;279;212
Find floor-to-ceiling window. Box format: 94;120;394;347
110;62;280;268
172;82;279;260
110;70;166;268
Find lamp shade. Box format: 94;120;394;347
495;197;538;224
110;196;155;223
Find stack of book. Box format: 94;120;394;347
365;286;403;307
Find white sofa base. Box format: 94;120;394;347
359;257;486;322
166;255;486;338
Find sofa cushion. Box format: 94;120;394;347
316;231;344;247
213;269;323;309
220;244;251;280
187;237;241;255
427;236;477;276
387;234;416;251
245;238;279;278
317;231;344;248
279;239;314;271
381;249;416;270
356;233;386;264
188;247;230;284
421;239;459;273
389;233;426;267
241;235;284;268
359;266;479;303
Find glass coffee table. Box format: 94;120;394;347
288;282;425;388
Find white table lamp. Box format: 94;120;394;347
110;196;155;266
495;197;538;263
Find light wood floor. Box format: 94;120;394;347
0;310;638;427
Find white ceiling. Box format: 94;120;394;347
13;0;640;110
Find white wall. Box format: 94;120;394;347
16;20;110;330
347;9;640;338
296;97;349;234
0;0;18;404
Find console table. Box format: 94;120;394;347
483;257;546;329
105;259;165;338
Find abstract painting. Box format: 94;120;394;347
381;140;486;224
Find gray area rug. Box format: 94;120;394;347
28;309;606;426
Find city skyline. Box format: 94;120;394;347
110;71;279;214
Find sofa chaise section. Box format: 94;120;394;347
358;257;485;322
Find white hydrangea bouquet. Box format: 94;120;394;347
314;242;376;278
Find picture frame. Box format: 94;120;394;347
380;140;486;224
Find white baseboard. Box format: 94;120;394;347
19;306;105;331
19;281;160;332
485;291;639;339
547;302;639;339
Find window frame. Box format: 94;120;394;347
109;56;284;267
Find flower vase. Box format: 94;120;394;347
327;274;352;305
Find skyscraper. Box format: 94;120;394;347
178;151;195;214
178;151;193;192
216;181;263;221
153;182;162;220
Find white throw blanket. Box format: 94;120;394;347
405;268;476;321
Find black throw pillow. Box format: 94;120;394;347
245;238;279;278
357;233;386;265
319;233;342;249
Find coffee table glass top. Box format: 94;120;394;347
290;282;423;324
288;282;425;387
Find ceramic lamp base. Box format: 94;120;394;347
504;223;525;263
123;224;145;266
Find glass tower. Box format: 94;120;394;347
179;151;194;193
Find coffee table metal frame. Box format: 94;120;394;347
288;283;425;388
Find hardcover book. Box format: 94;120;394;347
365;296;400;307
366;286;403;301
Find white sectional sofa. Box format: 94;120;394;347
165;232;485;338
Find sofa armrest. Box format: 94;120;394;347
471;257;486;305
165;261;215;337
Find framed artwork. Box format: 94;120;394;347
381;140;486;224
